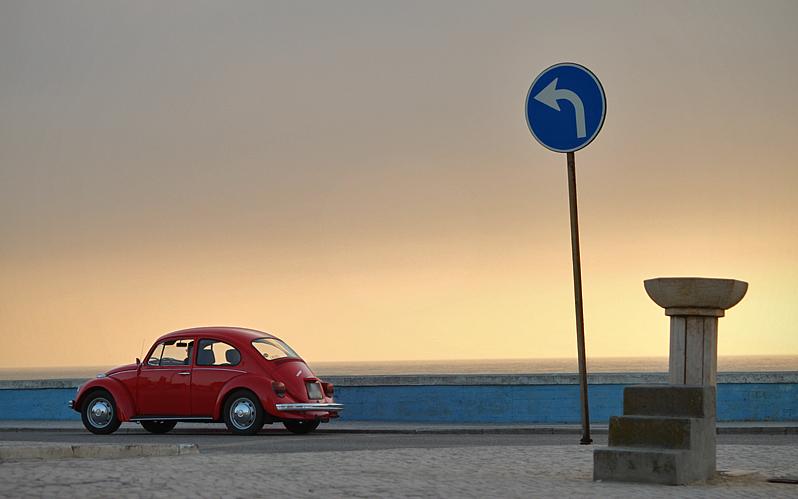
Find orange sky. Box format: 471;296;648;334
1;1;796;368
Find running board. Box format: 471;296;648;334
130;416;215;422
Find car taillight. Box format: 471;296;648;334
272;381;286;398
322;382;334;397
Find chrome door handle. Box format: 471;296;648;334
178;372;191;375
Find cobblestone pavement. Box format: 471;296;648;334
1;444;796;498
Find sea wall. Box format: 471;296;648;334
0;372;795;422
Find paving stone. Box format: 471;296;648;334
0;444;796;498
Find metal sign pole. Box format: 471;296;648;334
567;151;592;445
527;63;604;445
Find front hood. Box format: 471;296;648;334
272;360;317;401
105;364;138;376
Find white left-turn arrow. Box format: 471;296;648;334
534;78;586;138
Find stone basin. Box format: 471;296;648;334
644;277;748;310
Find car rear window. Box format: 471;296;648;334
251;338;300;361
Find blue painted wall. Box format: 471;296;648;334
333;383;796;423
334;385;626;423
717;383;797;422
1;382;795;422
0;389;81;421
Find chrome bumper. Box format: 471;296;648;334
276;403;344;412
68;400;75;409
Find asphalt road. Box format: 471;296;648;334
2;429;796;455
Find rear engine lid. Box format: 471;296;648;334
272;361;322;401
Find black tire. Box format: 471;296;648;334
223;390;265;436
140;420;177;434
81;390;122;435
283;419;320;435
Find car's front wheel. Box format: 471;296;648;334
223;390;265;436
140;420;177;434
81;390;122;435
283;419;320;435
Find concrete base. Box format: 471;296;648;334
594;385;716;485
594;448;693;485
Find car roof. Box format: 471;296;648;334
155;326;278;344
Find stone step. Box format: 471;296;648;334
609;415;700;450
622;385;715;418
593;447;710;485
594;384;717;485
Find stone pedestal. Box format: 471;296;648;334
644;278;748;386
594;277;747;485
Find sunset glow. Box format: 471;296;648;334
1;1;796;369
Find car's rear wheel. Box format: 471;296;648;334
223;390;265;436
140;420;177;434
81;390;122;435
283;419;320;435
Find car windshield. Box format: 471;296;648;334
251;338;300;361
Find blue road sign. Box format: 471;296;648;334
525;63;606;153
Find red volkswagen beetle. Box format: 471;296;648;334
69;327;343;435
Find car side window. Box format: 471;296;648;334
146;339;194;366
196;339;241;367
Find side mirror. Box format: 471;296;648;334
136;358;140;366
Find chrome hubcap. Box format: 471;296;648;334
230;398;255;430
88;398;113;428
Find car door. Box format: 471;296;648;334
137;338;194;416
191;338;245;416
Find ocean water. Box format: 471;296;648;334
311;355;798;376
0;355;795;380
